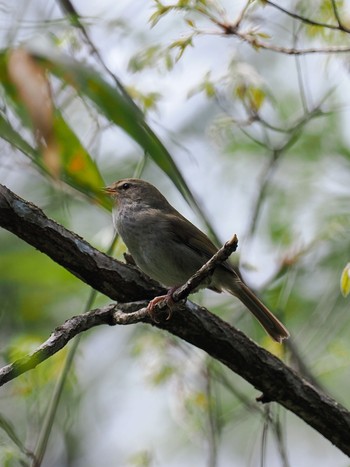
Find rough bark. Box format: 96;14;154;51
0;184;164;301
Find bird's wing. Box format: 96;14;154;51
163;212;218;259
163;211;238;271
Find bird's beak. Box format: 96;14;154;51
103;186;116;195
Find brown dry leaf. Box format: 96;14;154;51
8;48;60;176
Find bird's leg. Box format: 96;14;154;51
146;286;179;321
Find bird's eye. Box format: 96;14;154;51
121;183;130;190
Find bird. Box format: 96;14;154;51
104;178;289;342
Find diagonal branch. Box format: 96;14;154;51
0;184;165;302
232;29;350;55
0;235;239;387
264;0;347;32
173;234;238;302
1;185;350;457
0;302;148;386
0;296;350;457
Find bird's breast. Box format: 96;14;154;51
114;207;204;286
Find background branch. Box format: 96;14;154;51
233;31;350;55
264;0;347;32
1;185;350;457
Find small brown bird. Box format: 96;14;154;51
105;178;289;342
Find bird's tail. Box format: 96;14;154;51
230;281;289;343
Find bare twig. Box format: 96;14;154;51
264;0;346;32
247;148;281;239
232;0;252;30
0;302;149;387
330;0;350;32
196;24;350;54
246;105;325;238
173;234;238;302
57;0;140;112
198;4;350;55
185;4;350;55
204;363;218;467
233;30;350;55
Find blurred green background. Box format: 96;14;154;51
1;0;350;466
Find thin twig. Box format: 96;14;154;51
192;6;350;55
272;413;291;467
198;24;350;55
173;234;239;302
246;105;325;238
234;30;350;55
260;406;270;467
330;0;350;32
201;4;350;55
205;363;218;467
264;0;347;32
246;148;281;239
0;305;110;386
293;21;310;114
57;0;141;112
232;0;252;30
0;302;148;387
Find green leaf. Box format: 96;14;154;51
0;46;217;238
0;113;38;162
248;86;266;112
52;111;111;208
0;49;110;209
0;413;27;454
31;48;213;229
340;263;350;297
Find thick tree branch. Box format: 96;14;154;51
1;185;350;457
0;237;240;386
1;299;350;457
0;184;165;302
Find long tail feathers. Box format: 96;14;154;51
233;282;289;343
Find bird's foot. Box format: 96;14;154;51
146;287;178;322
